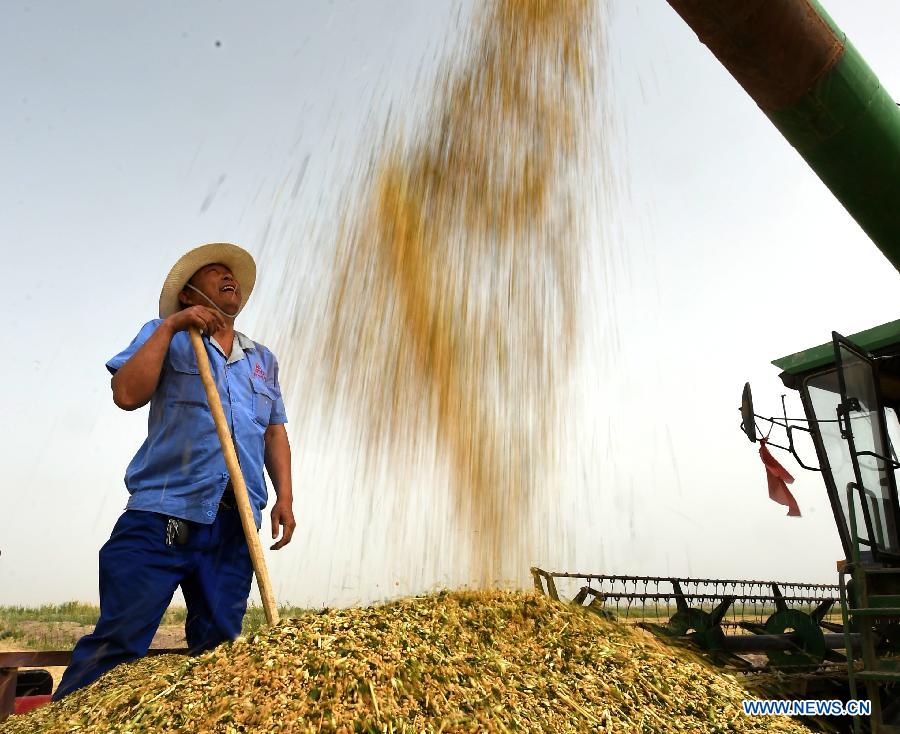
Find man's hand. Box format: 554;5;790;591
165;305;226;335
264;423;293;550
270;500;296;550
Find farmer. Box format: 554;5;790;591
53;242;295;700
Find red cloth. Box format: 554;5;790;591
14;694;52;715
759;438;801;517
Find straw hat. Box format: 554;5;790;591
158;242;257;318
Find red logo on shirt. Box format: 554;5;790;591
253;363;267;380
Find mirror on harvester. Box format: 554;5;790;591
741;382;757;443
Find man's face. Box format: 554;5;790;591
180;263;241;313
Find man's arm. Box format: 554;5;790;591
111;306;226;410
265;423;295;550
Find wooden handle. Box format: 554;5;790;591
189;327;280;625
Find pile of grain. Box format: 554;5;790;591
4;591;812;733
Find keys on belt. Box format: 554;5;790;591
165;491;237;547
165;517;190;546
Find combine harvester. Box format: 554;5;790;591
537;0;900;731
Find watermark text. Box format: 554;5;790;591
742;699;871;717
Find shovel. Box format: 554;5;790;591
188;327;280;625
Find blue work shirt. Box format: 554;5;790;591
106;320;288;528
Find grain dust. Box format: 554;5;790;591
316;0;605;587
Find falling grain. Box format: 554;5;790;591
321;0;604;587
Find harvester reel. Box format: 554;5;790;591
764;608;826;668
667;608;726;651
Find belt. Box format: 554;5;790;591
219;490;237;509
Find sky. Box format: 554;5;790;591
2;0;900;609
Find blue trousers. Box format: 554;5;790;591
53;507;253;700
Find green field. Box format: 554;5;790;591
0;603;313;651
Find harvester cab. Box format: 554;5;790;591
746;320;900;566
745;319;900;731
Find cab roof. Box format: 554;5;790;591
773;318;900;376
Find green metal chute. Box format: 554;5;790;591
666;0;900;273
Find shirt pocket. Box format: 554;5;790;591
166;354;207;408
249;378;275;426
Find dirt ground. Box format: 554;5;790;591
3;625;187;693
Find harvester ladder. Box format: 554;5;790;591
841;494;900;733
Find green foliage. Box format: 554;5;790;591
0;602;310;651
1;601;98;626
241;604;313;635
